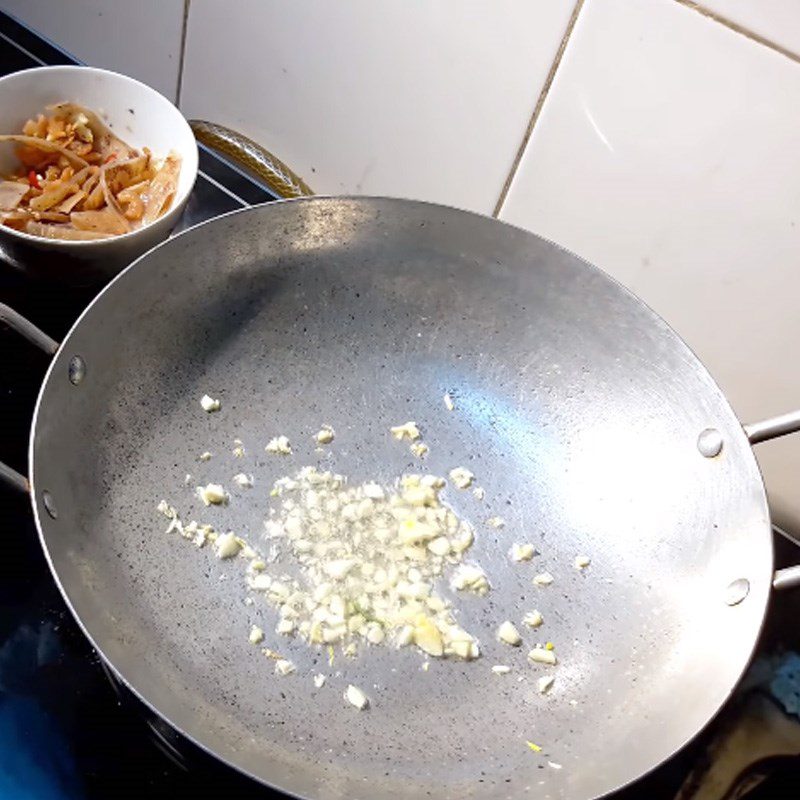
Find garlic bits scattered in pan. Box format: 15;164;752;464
154;401;594;723
260;467;482;661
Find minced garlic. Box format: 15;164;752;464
345;684;369;710
197;483;227;506
266;435;292;455
497;621;522;646
511;543;535;562
315;425;335;445
390;421;421;441
200;394;220;412
448;467;474;489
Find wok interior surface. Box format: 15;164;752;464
31;199;772;800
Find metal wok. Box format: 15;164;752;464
2;197;799;800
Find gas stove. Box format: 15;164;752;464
0;12;798;799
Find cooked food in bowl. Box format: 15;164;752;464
0;102;181;240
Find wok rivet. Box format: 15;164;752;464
697;428;723;458
42;490;58;520
725;578;749;606
68;355;86;386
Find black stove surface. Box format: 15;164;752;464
0;11;797;799
0;12;280;798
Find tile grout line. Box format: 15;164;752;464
175;0;192;107
674;0;800;66
0;29;45;65
491;0;586;218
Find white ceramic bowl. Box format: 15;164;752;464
0;65;198;285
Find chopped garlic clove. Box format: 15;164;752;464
414;615;444;657
443;392;455;411
165;513;184;536
390;421;421;441
533;572;554;587
396;625;415;648
511;543;535;562
537;675;555;694
473;486;485;501
214;532;241;559
362;482;385;500
528;647;557;665
497;621;522;646
410;441;429;458
249;625;264;644
450;638;480;660
156;499;175;518
487;516;505;529
315;425;335;445
366;624;385;645
266;436;292;455
448;467;474;489
427;537;450;557
248;574;272;591
200;394;220;412
197;483;227;506
275;659;295;676
199;451;212;461
574;555;591;569
451;563;489;595
345;684;369;710
276;618;295;636
449;526;474;553
313;673;326;688
523;610;544;628
233;473;254;489
492;665;511;675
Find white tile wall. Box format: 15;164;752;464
4;0;800;529
500;0;800;528
0;0;185;101
179;0;577;214
694;0;800;56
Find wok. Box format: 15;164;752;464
2;197;800;800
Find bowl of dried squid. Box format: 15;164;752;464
0;65;197;284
